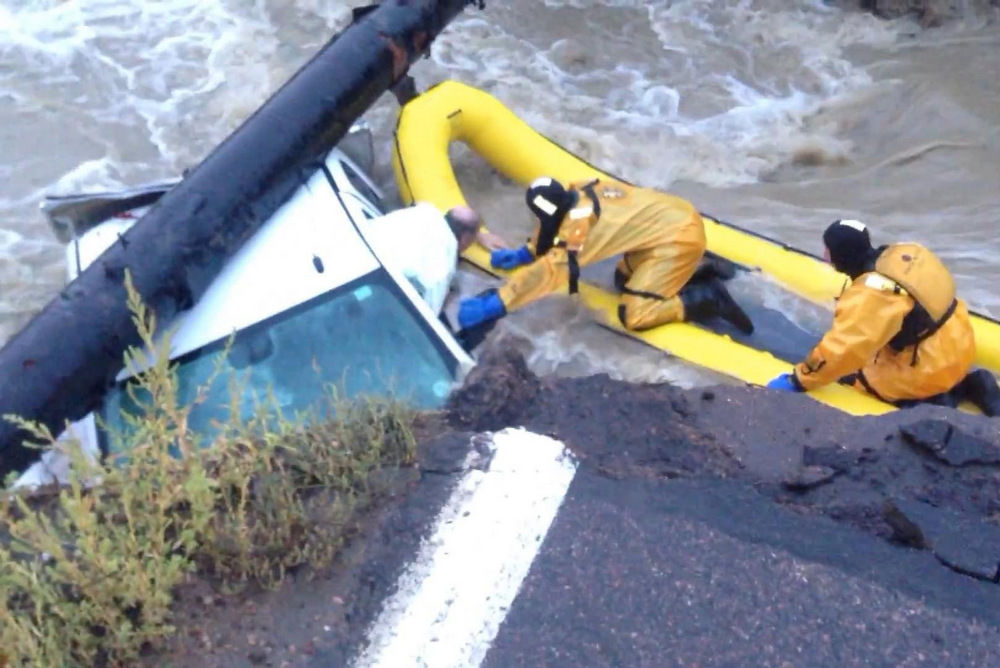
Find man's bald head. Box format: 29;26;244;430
445;205;482;252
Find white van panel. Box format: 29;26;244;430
167;169;378;358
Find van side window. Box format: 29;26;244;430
341;161;383;211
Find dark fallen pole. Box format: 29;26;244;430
0;0;482;477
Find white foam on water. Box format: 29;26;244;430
45;156;130;195
422;1;908;192
542;0;648;8
0;228;25;253
0;2;95;61
635;1;901;185
0;0;304;175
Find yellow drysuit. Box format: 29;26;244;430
497;180;706;330
794;244;975;402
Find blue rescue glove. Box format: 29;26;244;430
458;289;507;330
766;372;804;392
491;245;534;270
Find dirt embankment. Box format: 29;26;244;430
451;343;1000;582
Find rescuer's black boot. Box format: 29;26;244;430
957;368;1000;417
679;279;754;335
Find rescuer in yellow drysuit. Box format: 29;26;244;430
456;177;753;335
767;219;1000;415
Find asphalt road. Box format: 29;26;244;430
484;472;1000;667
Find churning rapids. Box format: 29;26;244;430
1;1;998;385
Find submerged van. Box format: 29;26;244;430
14;124;473;487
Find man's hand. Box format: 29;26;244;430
766;372;804;392
476;230;510;251
490;246;533;270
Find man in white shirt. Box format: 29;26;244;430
363;202;507;315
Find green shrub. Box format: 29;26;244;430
0;274;417;666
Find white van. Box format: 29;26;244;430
15;124;473;487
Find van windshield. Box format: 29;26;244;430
100;269;459;453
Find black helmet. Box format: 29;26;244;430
823;218;875;278
525;177;577;256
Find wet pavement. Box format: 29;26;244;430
486;475;1000;667
159;344;1000;666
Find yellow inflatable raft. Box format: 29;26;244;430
392;79;1000;416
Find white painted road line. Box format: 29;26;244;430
354;428;578;668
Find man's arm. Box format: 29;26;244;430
497;247;572;313
794;276;912;390
476;229;510;251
